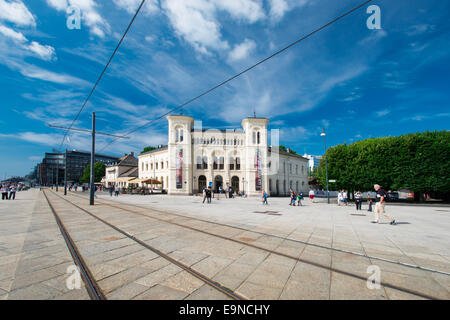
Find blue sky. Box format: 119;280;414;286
0;0;449;178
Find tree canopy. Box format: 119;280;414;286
279;145;297;155
317;131;450;199
141;146;157;154
80;162;106;184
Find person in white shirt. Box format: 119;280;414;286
337;190;343;206
309;189;315;203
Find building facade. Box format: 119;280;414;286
104;152;139;188
38;150;119;185
138;115;309;196
303;154;322;175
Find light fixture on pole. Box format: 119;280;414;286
321;128;330;204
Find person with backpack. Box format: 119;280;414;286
372;184;396;225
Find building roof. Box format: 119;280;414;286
119;167;138;178
268;147;308;160
139;146;168;156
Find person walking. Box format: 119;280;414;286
309;189;315;204
372;184;396;225
114;185;120;197
262;190;269;205
109;186;113;197
355;190;362;210
342;189;348;206
1;185;8;200
202;187;207;204
207;187;212;204
9;185;16;200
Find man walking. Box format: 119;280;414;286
372;184;396;225
207;187;212;204
9;185;16;200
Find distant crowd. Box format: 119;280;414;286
0;183;25;200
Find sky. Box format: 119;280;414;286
0;0;449;178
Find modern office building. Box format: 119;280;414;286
138;115;309;196
38;150;119;185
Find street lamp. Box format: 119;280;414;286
321;128;330;204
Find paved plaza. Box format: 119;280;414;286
0;189;449;300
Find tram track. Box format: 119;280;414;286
42;190;106;300
44;190;246;300
58;190;448;300
69;191;450;277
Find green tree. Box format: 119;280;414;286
80;162;106;184
317;131;450;201
141;146;156;154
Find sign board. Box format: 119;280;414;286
208;182;213;188
329;179;336;183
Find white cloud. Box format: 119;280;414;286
163;0;229;54
27;41;56;61
268;0;309;23
228;38;256;62
376;109;390;117
0;24;57;60
16;63;89;85
113;0;159;15
46;0;110;38
0;0;35;27
0;24;26;42
213;0;265;23
268;0;288;22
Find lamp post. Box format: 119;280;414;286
321;128;330;204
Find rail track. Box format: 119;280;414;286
43;189;246;300
56;190;449;300
69;191;450;277
42;190;105;300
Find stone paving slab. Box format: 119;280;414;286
0;189;90;300
2;189;448;300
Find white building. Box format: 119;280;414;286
138;115;309;196
104;152;139;188
303;154;322;174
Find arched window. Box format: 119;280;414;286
213;156;218;169
196;156;202;169
219;157;224;170
236;157;241;170
202;156;208;169
296;165;298;175
257;131;260;144
296;181;299;192
161;161;164;169
229;157;235;170
252;132;256;144
142;163;144;171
